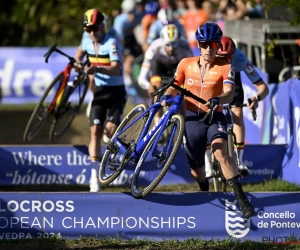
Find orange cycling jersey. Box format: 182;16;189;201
174;57;235;113
141;14;157;43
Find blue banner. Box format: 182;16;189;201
0;192;300;242
0;47;84;104
281;78;300;184
241;68;269;144
241;145;286;183
0;145;285;186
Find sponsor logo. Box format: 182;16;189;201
225;199;250;238
246;63;258;76
93;119;100;125
228;65;235;80
187;78;194;85
111;43;117;54
217;122;226;133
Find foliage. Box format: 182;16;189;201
264;0;300;25
0;0;299;46
0;0;122;46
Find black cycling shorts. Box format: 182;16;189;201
183;110;227;169
150;59;177;78
123;34;143;58
231;72;244;105
89;85;127;127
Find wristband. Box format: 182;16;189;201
255;95;261;101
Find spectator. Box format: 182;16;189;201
113;0;145;87
202;0;217;22
181;0;208;55
146;7;187;48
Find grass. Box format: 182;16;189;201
0;235;299;250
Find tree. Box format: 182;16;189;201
0;0;122;46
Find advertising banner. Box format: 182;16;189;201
0;47;81;104
0;145;193;187
241;68;269;144
0;192;299;243
281;78;300;185
0;144;285;186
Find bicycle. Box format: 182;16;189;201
23;44;89;143
210;100;257;192
98;77;212;198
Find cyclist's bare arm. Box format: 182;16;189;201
253;79;269;101
217;84;235;104
75;45;86;63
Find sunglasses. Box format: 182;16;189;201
199;41;220;49
84;25;100;33
165;42;178;48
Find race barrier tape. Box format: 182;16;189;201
0;144;286;186
0;192;300;242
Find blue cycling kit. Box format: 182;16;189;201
231;48;262;84
81;34;124;87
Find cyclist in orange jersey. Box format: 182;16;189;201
161;23;255;219
141;1;160;53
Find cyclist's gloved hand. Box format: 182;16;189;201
247;97;258;110
73;61;83;72
160;94;173;107
85;65;98;74
207;97;220;112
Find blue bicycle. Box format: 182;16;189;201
99;78;210;198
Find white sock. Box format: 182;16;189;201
205;148;213;176
89;162;100;192
238;149;244;163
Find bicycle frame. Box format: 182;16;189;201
112;94;184;163
47;64;72;113
44;44;89;115
223;102;256;166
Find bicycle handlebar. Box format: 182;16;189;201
223;99;257;121
44;44;90;69
150;77;257;123
150;77;211;122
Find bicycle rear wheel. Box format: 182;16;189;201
23;73;64;142
49;73;89;143
99;104;149;185
131;114;184;199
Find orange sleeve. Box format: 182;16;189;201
222;64;235;85
141;15;155;42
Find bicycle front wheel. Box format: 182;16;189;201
131;114;184;199
23;73;64;142
49;73;89;143
99;104;149;185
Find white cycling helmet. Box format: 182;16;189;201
103;14;111;31
160;24;179;44
157;8;175;23
121;0;135;13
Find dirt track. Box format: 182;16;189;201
0;108;91;145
